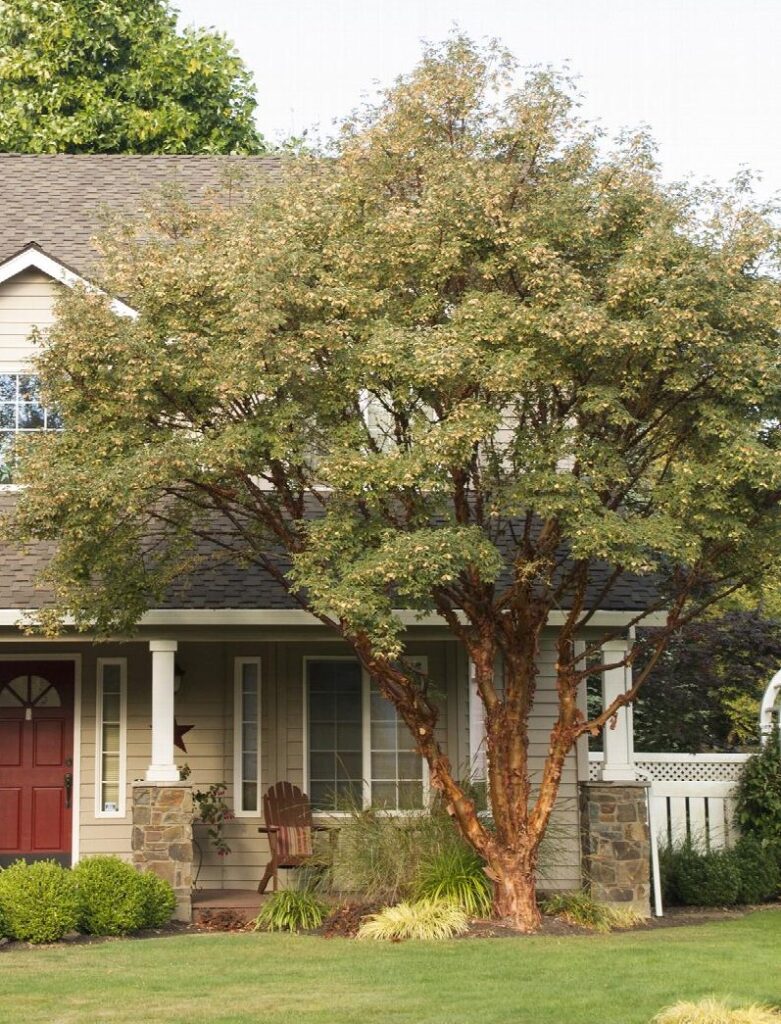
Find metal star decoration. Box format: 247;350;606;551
174;718;194;753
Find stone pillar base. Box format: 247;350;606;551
131;782;193;922
580;781;651;917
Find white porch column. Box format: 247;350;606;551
146;640;179;783
599;638;636;782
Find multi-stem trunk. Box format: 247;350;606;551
362;626;571;934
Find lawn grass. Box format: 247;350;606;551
1;910;779;1024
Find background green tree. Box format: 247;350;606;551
632;611;781;752
0;0;265;153
9;37;781;930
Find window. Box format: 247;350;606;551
96;659;126;817
234;658;261;814
305;658;427;812
0;373;62;483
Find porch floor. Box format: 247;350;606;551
191;888;267;926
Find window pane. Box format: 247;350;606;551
0;405;15;429
370;722;397;750
242;782;257;812
46;407;63;430
336;722;361;751
102;753;119;783
309;691;334;721
102;723;120;750
310;722;335;750
18;403;44;429
398;782;424;810
0;376;16;401
371;782;397;809
371;752;396;781
309;781;332;808
335;693;361;722
102;691;120;721
309;752;334;779
242;722;257;751
242;662;258;687
370;690;395;722
17;376;39;401
398;752;423;780
242;688;258;720
336;753;362;781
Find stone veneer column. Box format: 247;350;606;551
132;781;193;922
580;781;651;917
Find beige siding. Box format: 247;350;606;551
531;632;581;891
0;269;60;370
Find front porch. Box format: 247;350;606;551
0;625;645;918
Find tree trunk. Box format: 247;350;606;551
489;850;542;933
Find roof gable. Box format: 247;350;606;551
0;243;136;318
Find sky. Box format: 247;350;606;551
174;0;781;200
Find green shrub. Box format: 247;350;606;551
732;834;781;904
73;856;148;936
661;843;742;907
736;734;781;844
0;860;79;943
413;845;492;917
253;889;328;933
542;890;643;932
357;899;469;941
136;870;177;928
653;997;781;1023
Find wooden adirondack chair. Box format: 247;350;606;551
257;782;329;894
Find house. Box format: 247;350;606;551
0;155;655;920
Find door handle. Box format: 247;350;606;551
64;772;73;810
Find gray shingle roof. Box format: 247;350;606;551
0;154;279;277
0;493;658;613
0;155;660;616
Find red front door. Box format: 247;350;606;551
0;661;74;866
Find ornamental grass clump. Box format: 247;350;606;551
653;998;781;1024
542;890;643;932
413;845;493;917
253;889;328;933
0;859;79;943
357;899;469;941
324;802;460;904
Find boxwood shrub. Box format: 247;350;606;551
73;856;176;935
661;836;780;907
136;869;177;928
0;860;79;943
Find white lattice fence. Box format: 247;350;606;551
589;752;749;850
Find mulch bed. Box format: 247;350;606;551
2;900;777;948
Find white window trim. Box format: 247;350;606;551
233;657;262;817
302;654;429;814
94;658;127;819
0;245;137;319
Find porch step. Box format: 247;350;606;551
191;888;266;927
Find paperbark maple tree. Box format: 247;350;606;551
10;37;781;930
